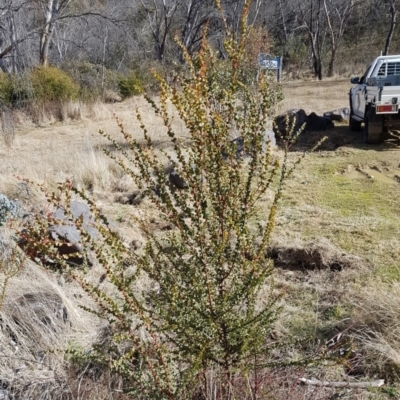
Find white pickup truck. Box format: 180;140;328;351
349;55;400;143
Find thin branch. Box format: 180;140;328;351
300;378;385;388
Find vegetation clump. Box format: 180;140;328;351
30;66;79;102
14;1;322;398
0;73;14;107
117;70;143;98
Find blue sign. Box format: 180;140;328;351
258;54;283;81
258;54;281;70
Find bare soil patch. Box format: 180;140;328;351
268;238;364;272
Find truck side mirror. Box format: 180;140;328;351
351;77;360;84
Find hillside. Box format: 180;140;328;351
0;77;400;399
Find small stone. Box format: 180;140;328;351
371;165;383;173
169;170;188;189
323;107;350;122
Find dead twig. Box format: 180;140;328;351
299;377;384;388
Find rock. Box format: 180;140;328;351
274;109;335;138
222;132;276;159
221;136;246;159
3;292;69;350
169;170;188;189
11;292;69;328
115;190;145;205
49;201;98;266
18;201;100;267
53;201;97;238
273;109;308;136
323;107;350;122
306;112;332;131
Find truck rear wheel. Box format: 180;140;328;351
363;108;384;144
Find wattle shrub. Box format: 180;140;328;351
117;70;143;98
0;73;13;106
30;66;79;102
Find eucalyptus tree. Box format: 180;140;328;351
323;0;361;76
383;0;398;55
179;0;216;56
138;0;181;62
285;0;325;80
0;0;39;72
38;0;73;66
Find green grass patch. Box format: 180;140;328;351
319;177;383;216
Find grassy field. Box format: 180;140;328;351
1;78;400;399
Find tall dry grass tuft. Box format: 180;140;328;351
0;107;16;147
0;228;104;399
73;141;123;194
27;100;82;126
80;101;110;122
352;280;400;381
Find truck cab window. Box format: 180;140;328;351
360;65;372;84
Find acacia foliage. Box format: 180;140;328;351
17;0;316;398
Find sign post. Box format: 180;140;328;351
258;54;283;82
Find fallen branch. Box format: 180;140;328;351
299;378;384;388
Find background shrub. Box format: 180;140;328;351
117;70;143;98
30;66;79;102
0;73;14;107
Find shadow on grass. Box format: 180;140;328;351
101;124;400;155
284;124;400;152
100;137;183;154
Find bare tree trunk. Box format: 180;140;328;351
292;0;324;80
278;0;288;44
7;12;17;73
101;24;109;99
140;0;179;62
384;0;397;55
0;38;9;73
324;0;359;77
324;0;336;77
40;0;73;66
180;0;213;59
40;0;56;66
310;0;323;80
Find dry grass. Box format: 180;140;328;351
0;78;399;398
278;78;352;115
0;108;16;147
0;228;106;399
351;280;400;380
